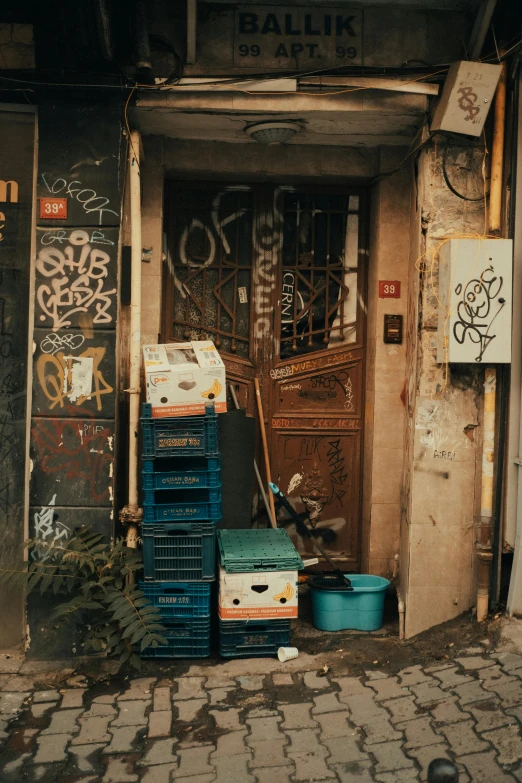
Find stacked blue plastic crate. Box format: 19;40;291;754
139;402;219;658
217;529;303;658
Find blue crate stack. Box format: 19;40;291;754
217;529;304;658
140;401;220;659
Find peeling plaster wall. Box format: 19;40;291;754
403;140;483;638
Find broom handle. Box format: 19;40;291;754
254;378;277;528
228;383;275;529
269;482;352;589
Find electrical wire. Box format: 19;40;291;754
124;85;140;173
148;34;184;84
0;29;519;94
0;63;449;94
132;67;450;99
442;143;489;202
371;126;435;185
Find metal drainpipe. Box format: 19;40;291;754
120;130;143;551
490;366;508;608
477;368;496;622
489;62;507;235
134;0;152;71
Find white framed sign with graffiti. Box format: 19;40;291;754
437;238;513;364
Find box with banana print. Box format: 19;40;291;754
143;341;227;418
218;565;298;619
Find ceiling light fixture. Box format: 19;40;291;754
244;121;302;146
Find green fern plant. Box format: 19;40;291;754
0;527;166;669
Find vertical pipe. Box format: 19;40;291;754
505;70;521;565
477;368;496;621
491;366;507;608
134;0;152;70
507;70;522;615
489;62;507;235
125;130;143;549
187;0;197;64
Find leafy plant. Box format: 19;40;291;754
0;527;166;669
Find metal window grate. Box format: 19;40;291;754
166;187;253;358
280;192;360;358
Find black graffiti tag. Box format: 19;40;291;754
453;266;504;362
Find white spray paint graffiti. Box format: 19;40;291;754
33;494;71;562
35;230;116;328
40;333;85;355
288;472;304;495
168;188;281;341
40;229;114;246
172;190;249;298
41;174;119;226
344;377;354;411
415;398;472;455
252;192;283;339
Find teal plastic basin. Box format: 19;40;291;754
309;574;390;632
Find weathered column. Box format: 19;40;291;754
28;98;125;657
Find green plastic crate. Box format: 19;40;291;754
217;529;303;573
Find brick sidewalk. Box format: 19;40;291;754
1;646;522;782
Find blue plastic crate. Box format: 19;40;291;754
141;617;210;659
144;486;222;505
219;618;291;658
141;407;219;458
143;498;222;522
142;456;221;490
142;521;216;582
217;529;303;572
142;402;216;419
140;581;211;618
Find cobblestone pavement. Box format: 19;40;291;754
1;643;522;783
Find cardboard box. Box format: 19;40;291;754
218;566;298;619
143;341;227;418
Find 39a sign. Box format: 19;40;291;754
234;6;362;68
39;197;67;220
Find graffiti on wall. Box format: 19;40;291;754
453;267;505;363
31;410;114;506
41;173;119;226
278;431;359;559
36;344;113;411
35;228;118;330
33;327;116;416
252;195;283;340
32;494;72;562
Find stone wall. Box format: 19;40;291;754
402;139;484;638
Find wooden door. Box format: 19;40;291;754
163;183;367;569
269;189;367;570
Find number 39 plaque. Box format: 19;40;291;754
39;197;67;219
379;280;401;298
